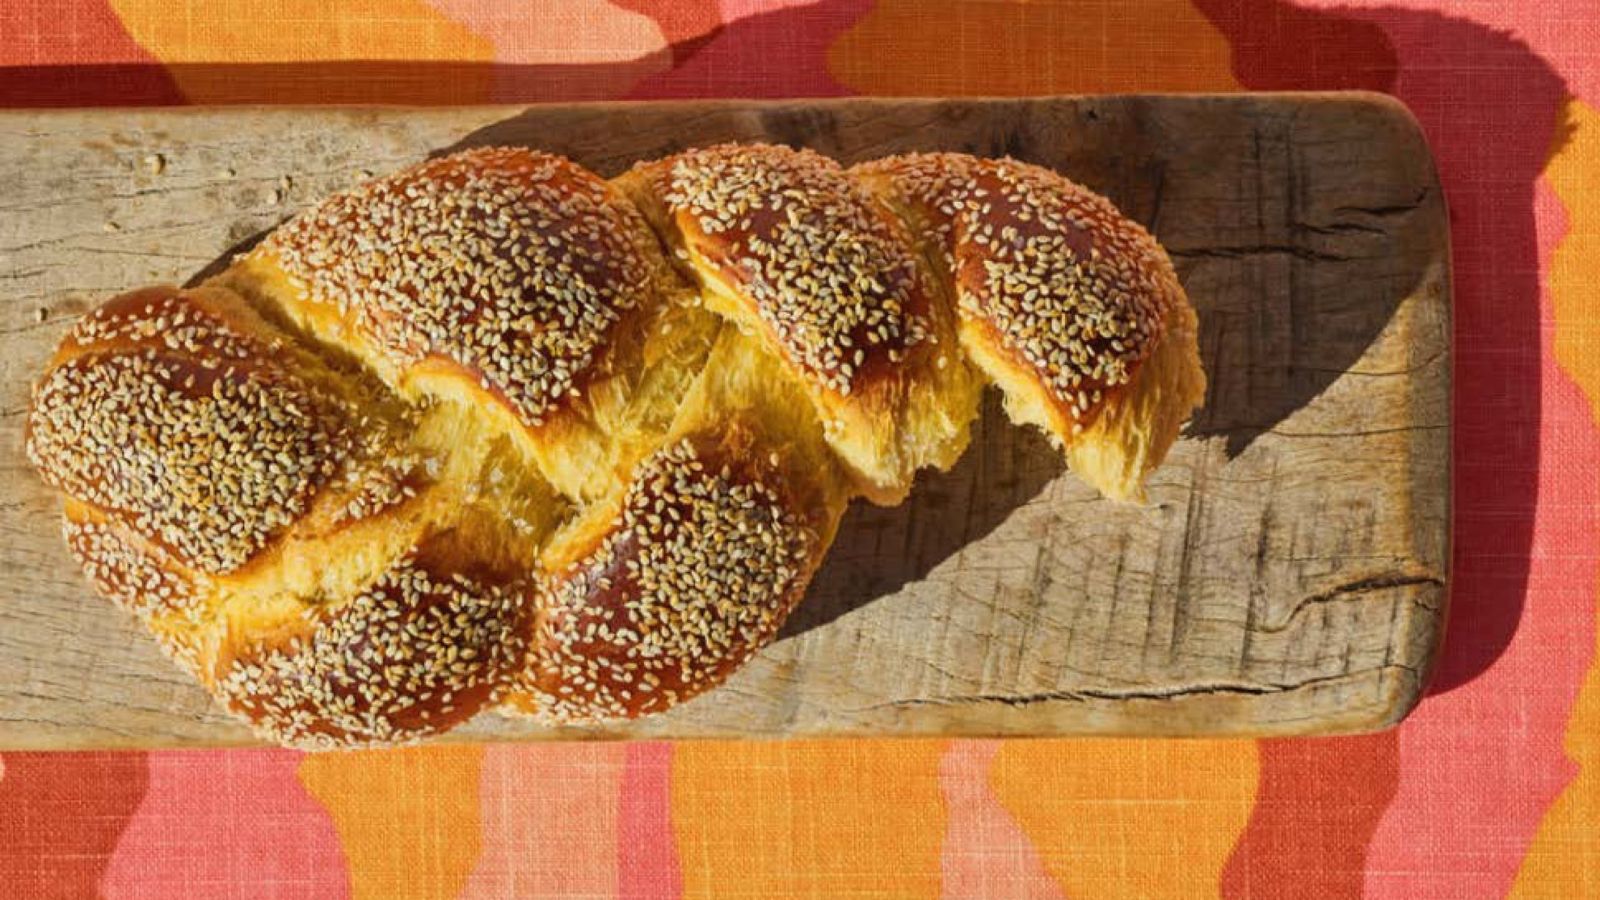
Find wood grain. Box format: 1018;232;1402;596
0;94;1450;748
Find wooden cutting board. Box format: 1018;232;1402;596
0;94;1450;748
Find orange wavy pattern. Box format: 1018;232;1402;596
671;739;946;896
106;0;494;102
0;0;1596;893
298;747;485;900
830;0;1240;94
992;739;1258;898
1514;97;1600;899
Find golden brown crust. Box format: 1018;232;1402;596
857;153;1176;433
27;286;354;574
857;152;1205;501
213;546;531;749
62;500;207;624
645;143;932;396
632;144;983;504
260;147;665;431
507;430;830;723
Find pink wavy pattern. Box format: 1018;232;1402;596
939;741;1063;899
427;0;672;100
1363;175;1598;900
1303;4;1599;894
719;0;825;18
628;0;871;98
102;750;349;899
1311;0;1600;100
619;743;682;899
462;744;626;898
3;1;1600;893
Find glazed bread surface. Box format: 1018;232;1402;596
27;143;1204;748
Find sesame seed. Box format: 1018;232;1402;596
514;438;815;724
857;152;1173;429
261;147;659;428
216;554;530;749
652;144;931;397
62;513;207;623
27;289;351;574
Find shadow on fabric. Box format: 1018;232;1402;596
1196;0;1569;700
0;0;873;106
1190;2;1567;896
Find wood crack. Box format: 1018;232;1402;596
1268;423;1446;439
1294;220;1387;237
1169;243;1357;264
1259;572;1445;633
1332;191;1428;217
856;666;1421;712
0;319;58;338
1290;347;1447;378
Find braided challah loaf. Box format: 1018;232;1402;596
26;144;1204;748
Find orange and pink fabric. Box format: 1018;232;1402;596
3;1;1599;897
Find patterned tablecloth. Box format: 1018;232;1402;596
3;1;1599;897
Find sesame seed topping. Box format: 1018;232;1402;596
62;514;207;623
859;153;1172;427
654;144;931;396
261;146;661;429
27;289;351;574
216;554;530;749
330;453;426;525
518;438;815;724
